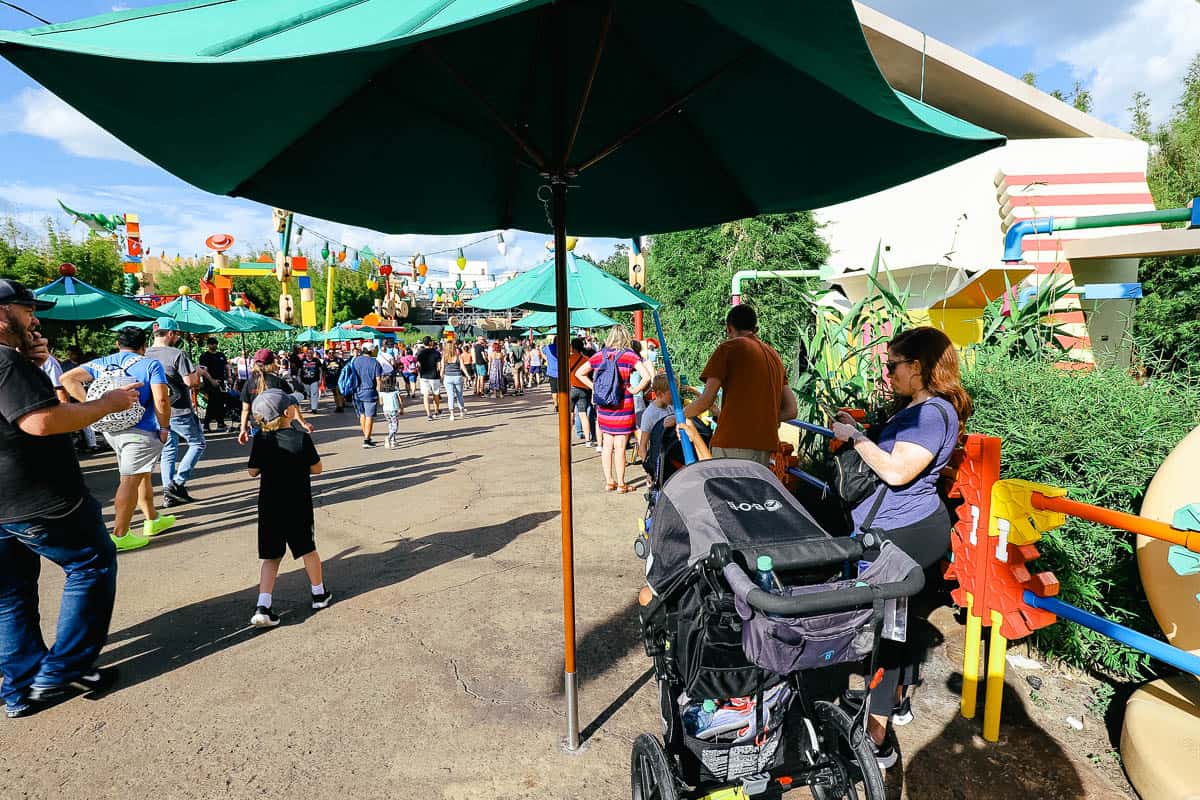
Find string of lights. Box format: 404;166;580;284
293;222;506;264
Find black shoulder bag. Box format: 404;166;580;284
835;401;951;536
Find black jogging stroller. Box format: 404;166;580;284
635;458;923;800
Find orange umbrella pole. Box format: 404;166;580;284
551;176;580;751
1031;492;1200;552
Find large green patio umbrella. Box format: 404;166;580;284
34;276;159;323
472;251;658;312
0;0;1003;750
513;307;618;330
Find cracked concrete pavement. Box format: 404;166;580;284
0;385;1132;800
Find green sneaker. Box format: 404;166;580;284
143;515;176;537
110;531;150;552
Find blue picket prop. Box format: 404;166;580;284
1023;591;1200;676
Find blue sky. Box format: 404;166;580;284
1;0;1198;262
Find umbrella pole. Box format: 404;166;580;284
551;177;580;751
651;310;697;465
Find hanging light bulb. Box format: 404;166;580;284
497;232;507;256
456;248;467;270
321;243;330;262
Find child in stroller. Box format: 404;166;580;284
634;432;923;800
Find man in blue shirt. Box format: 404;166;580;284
62;326;175;551
350;341;383;449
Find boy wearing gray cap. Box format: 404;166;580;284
246;389;331;627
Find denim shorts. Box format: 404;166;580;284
353;398;378;417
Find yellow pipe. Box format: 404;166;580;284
983;609;1007;742
324;262;335;339
961;591;981;720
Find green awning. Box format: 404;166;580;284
224;305;292;333
0;1;1002;237
34;276;160;323
153;296;243;333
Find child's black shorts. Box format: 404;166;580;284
259;524;316;561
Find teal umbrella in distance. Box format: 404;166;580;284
514;308;618;329
224;305;292;333
471;251;658;312
152;295;239;333
35;276;159;323
295;327;322;343
0;0;1004;750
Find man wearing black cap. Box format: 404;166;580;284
0;279;142;717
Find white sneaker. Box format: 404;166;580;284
384;439;394;449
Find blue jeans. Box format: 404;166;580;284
160;412;207;487
0;496;116;710
444;376;465;412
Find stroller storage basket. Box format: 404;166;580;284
680;725;784;786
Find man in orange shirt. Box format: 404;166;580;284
683;305;797;465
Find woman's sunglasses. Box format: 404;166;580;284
885;358;912;372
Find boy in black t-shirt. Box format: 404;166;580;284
246;390;331;627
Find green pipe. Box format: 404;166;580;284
731;269;823;306
1003;201;1196;261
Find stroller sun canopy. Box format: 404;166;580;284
646;459;833;592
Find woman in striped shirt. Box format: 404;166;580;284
574;324;653;493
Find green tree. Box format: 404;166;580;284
646;212;829;384
1134;54;1200;370
1129;90;1153;141
1021;72;1037;87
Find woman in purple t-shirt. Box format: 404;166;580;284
830;326;971;767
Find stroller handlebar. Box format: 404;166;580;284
720;557;925;617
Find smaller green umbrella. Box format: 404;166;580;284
225;305;292;333
514;309;618;330
295;327;322;343
470;251;659;312
153;295;239;333
322;327;364;342
35;276;159;322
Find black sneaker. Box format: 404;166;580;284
362;440;379;449
6;701;36;719
893;696;913;726
28;667;118;703
311;591;333;609
250;606;280;628
164;482;193;504
163;494;186;509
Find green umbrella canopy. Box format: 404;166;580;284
295;327;322;343
471;251;659;311
514;308;617;329
153;296;242;333
224;305;292;333
0;1;1001;237
34;276;160;323
322;326;365;342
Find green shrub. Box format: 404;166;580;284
961;350;1200;678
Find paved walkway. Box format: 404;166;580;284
0;386;1130;799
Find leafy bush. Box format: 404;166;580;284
974;278;1074;360
962;350;1200;678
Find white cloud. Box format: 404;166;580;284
862;0;1200;128
0;87;152;166
1057;0;1200;128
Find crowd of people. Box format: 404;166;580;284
1;274;969;770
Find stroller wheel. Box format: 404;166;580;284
630;734;679;800
806;701;885;800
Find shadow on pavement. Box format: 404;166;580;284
553;597;643;695
98;510;559;694
899;675;1086;800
